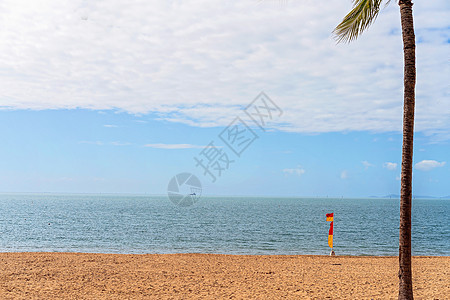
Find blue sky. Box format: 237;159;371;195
0;109;448;197
0;0;449;197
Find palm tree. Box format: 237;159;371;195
333;1;416;299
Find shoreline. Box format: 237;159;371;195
1;250;449;257
1;252;448;299
1;251;449;257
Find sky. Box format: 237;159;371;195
0;0;449;197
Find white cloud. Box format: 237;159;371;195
362;161;374;169
110;141;130;146
0;0;448;139
415;160;446;171
340;170;348;179
383;162;398;170
79;141;104;146
103;124;118;128
282;165;305;176
144;143;212;149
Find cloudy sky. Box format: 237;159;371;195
0;0;449;197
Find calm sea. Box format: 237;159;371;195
0;194;448;256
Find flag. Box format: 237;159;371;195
328;221;333;248
326;213;334;222
326;213;334;249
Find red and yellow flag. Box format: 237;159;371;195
326;213;333;249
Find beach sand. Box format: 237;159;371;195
0;253;448;299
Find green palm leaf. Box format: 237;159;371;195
333;0;387;43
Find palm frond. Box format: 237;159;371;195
333;0;385;43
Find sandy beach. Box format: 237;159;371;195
0;253;448;299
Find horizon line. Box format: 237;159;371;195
0;192;448;200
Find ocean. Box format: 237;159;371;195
0;194;448;256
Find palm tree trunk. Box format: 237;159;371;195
398;0;416;299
